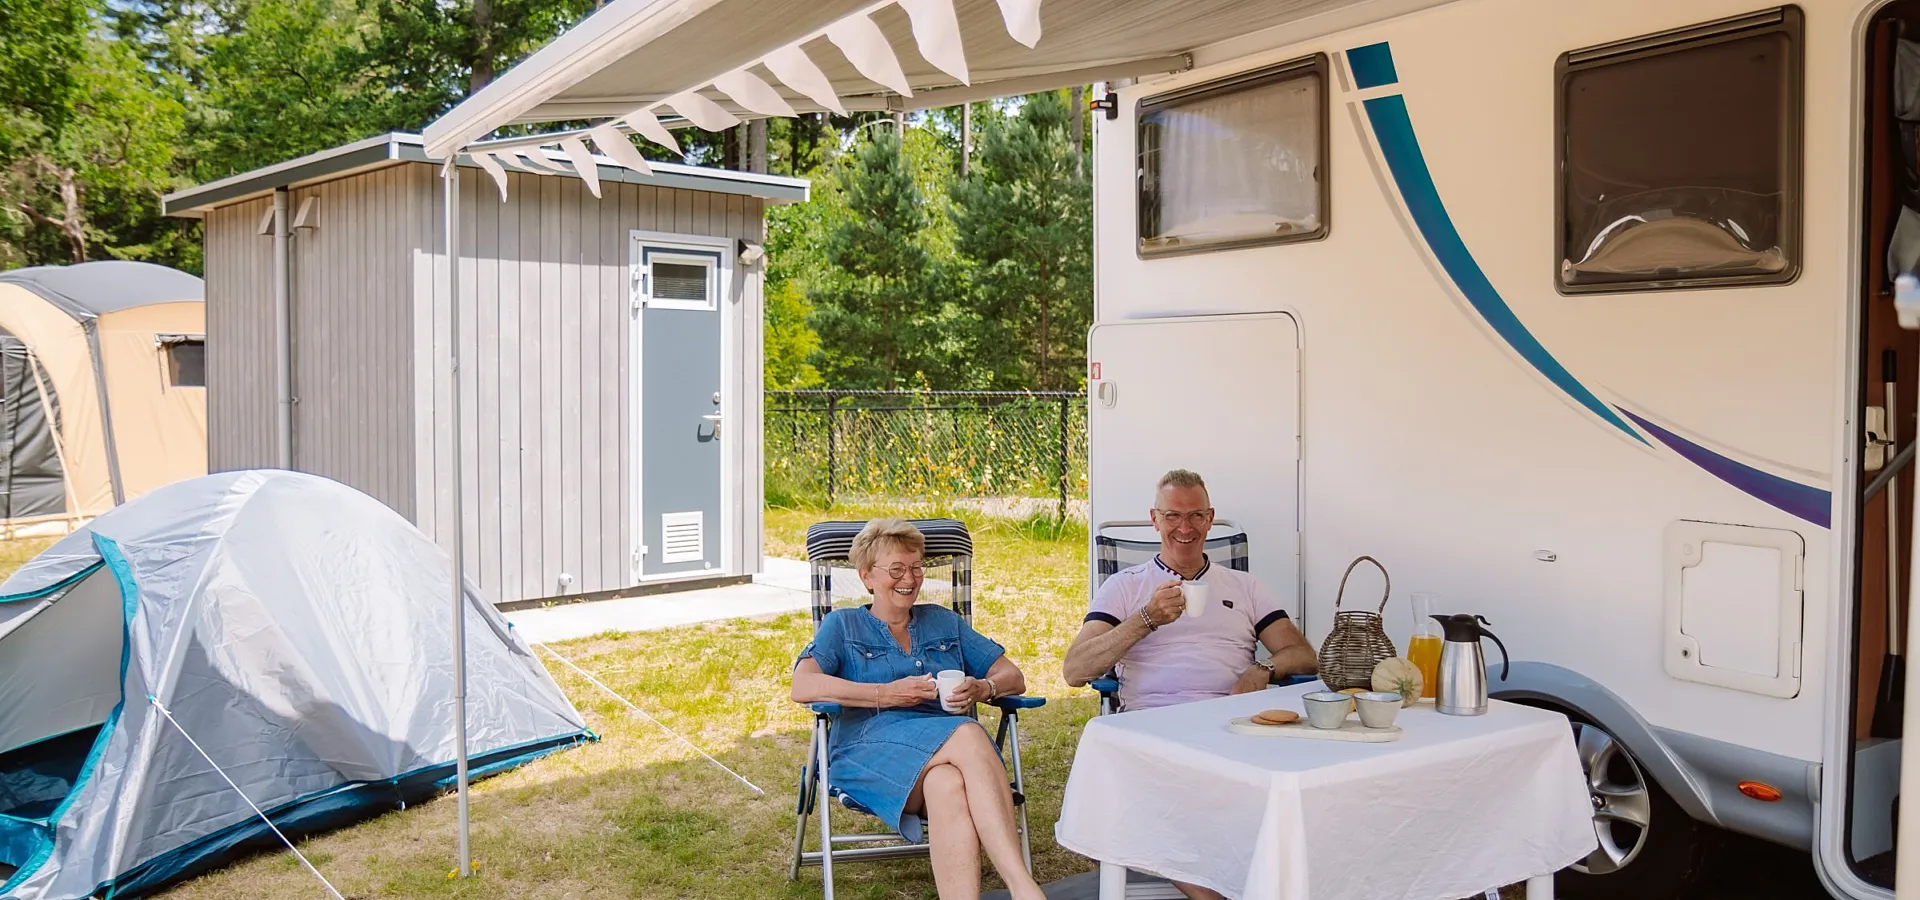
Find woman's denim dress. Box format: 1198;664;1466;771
797;603;1006;837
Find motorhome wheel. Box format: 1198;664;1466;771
1555;719;1708;899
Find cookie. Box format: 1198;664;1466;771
1250;708;1299;726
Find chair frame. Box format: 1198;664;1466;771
788;518;1044;899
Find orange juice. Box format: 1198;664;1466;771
1407;634;1443;699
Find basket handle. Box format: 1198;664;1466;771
1333;555;1391;613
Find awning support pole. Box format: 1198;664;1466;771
442;158;472;879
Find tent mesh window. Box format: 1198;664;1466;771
161;338;205;388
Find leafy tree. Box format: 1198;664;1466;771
950;90;1092;390
0;1;189;267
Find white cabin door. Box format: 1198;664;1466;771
1086;312;1302;619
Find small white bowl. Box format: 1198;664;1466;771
1301;691;1351;729
1354;691;1402;729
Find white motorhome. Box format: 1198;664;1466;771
1081;3;1907;898
420;0;1920;897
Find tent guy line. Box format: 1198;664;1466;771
147;695;346;900
534;642;767;795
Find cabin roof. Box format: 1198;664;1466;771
163;131;810;218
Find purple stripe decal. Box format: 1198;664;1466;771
1617;408;1830;529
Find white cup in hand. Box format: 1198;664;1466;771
935;669;967;713
1181;581;1210;618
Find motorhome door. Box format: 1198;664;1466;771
1086;312;1303;619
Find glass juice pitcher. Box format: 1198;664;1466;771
1408;592;1443;699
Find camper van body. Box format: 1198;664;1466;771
1083;0;1896;897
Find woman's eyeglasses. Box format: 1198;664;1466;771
881;563;928;580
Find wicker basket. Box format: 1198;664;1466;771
1316;556;1397;691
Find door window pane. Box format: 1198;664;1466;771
1558;11;1801;291
1139;57;1327;256
653;262;711;303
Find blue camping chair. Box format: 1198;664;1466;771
788;518;1044;899
1088;520;1315;714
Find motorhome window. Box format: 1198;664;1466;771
1556;9;1802;292
161;337;204;387
1138;56;1328;257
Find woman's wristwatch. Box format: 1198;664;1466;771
984;676;1000;701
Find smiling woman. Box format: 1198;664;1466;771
788;517;1043;900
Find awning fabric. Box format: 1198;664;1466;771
423;0;1419;200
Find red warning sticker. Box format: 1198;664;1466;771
1090;362;1101;380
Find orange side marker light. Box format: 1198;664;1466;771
1738;781;1782;802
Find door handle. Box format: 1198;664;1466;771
702;413;722;438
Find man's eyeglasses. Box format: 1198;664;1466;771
1153;508;1213;527
881;563;928;579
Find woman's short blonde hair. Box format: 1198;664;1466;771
850;517;925;572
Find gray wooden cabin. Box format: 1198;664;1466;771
163;132;809;607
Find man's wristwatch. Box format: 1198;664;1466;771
1253;659;1276;683
1138;607;1158;632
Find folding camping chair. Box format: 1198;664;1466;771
788;517;1045;899
1087;520;1315;714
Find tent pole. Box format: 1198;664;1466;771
442;158;472;879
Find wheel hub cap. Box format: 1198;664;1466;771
1569;722;1653;876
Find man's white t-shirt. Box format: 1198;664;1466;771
1087;555;1292;712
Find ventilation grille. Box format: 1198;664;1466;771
660;511;704;564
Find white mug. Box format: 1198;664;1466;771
935;669;967;712
1180;580;1210;618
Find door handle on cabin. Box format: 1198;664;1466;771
702;413;722;438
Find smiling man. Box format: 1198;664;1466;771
1063;469;1317;713
1061;470;1317;900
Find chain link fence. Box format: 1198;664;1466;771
765;390;1088;510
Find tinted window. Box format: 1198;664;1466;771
1558;10;1801;291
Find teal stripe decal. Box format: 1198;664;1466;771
1360;91;1647;445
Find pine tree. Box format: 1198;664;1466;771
950;90;1092;390
808;130;952;388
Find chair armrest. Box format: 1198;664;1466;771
809;702;843;716
1088;678;1119;695
990;695;1046;711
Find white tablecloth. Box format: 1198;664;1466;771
1054;683;1597;900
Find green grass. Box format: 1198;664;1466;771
137;503;1104;899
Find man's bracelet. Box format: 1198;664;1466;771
1138;607;1158;632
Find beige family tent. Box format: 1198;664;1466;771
0;261;206;533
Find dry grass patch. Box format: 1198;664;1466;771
150;502;1105;899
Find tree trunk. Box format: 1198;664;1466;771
469;0;495;94
1070;86;1084;178
18;157;87;263
1037;261;1052;389
961;103;972;177
748;118;767;173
